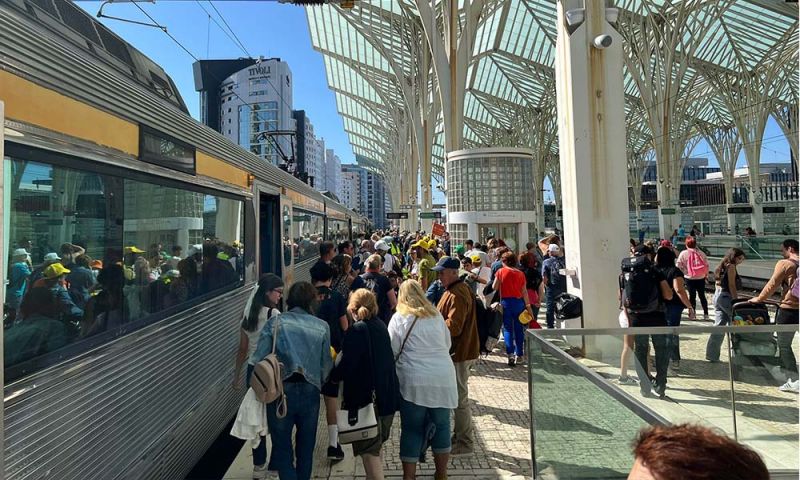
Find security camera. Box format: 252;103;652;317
592;34;612;49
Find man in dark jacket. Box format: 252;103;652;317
434;257;479;455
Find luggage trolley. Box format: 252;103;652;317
729;300;778;380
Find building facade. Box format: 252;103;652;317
292;110;324;188
212;58;294;167
325;148;341;198
341;164;387;228
340;169;361;211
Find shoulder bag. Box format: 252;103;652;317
251;316;287;418
337;323;379;444
394;316;419;362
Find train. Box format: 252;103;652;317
0;0;370;478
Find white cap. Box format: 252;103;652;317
12;248;29;258
374;240;390;252
43;252;61;262
547;244;560;253
188;244;202;257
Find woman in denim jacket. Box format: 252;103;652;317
250;282;332;480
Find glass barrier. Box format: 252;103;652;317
528;325;799;480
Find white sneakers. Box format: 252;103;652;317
778;379;799;393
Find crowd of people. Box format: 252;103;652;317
4;239;242;366
232;227;795;480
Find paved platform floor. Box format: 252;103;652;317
223;350;532;480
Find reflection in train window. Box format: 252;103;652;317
3;155;244;380
327;218;349;244
283;204;292;267
291;209;324;263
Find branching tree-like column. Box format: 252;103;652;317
772;100;799;178
618;0;728;238
626;100;653;233
698;122;743;234
544;155;561;230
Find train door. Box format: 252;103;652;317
280;198;295;286
348;217;353;241
258;190;281;276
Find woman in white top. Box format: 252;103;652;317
233;273;283;479
388;280;457;480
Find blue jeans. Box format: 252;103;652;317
501;298;526;357
399;398;451;463
664;304;683;361
706;291;732;362
246;364;268;467
267;381;321;480
545;290;563;329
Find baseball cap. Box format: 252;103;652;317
547;244;560;254
90;259;104;269
187;244;203;257
12;248;29;258
634;244;654;256
43;252;61;262
411;240;429;250
455;244;465;255
470;254;482;264
125;246;145;254
43;263;70;279
374;240;390;252
431;257;460;271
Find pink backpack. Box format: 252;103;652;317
686;249;709;278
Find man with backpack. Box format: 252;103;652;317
620;244;674;398
541;244;567;329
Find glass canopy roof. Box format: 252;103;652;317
307;0;798;179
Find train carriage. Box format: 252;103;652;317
0;0;367;478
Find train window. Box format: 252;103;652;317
291;209;324;264
327;218;349;244
282;205;292;267
139;126;196;175
3;154;244;381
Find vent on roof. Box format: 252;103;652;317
54;0;101;45
96;23;135;67
150;71;175;100
27;0;56;17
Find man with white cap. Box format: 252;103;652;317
541;244;567;328
29;252;61;287
374;240;395;274
8;248;32;320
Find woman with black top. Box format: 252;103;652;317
654;247;694;368
706;248;745;362
331;288;399;480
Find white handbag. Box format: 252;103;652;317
336;403;378;444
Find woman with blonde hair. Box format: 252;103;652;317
388;280;457;480
331;289;399;480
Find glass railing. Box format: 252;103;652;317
527;325;800;480
697;235;787;260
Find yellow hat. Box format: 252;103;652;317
426;239;438;250
43;263;70;279
125;246;145;254
519;310;533;325
470;254;482;264
411;240;428;250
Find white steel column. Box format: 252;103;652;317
555;0;629;329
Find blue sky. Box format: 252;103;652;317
78;2;791;205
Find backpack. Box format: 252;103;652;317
545;257;567;291
685;249;708;278
620;256;662;314
554;293;582;320
251;316;287;418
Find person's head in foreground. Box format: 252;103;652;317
628;424;768;480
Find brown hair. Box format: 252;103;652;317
501;251;518;267
632;424;768;480
685;236;697;249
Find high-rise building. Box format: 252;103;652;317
292;110;323;188
194;58;294;167
342;165;387;228
325;148;341;198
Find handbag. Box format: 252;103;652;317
395;316;419;362
251;315;287;418
337;323;379;444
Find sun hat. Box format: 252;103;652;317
43;263;70;279
12;248;29;258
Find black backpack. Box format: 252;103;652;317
620;256;661;314
475;298;502;354
554;293;582;320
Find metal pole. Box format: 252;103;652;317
1;100;6;474
726;332;739;441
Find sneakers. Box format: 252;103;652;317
450;444;474;456
508;356;516;367
653;382;666;399
618;376;638;386
703;313;709;321
670;360;680;370
779;379;799;393
327;444;345;462
515;355;526;366
253;464;268;480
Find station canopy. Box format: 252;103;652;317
307;1;798;180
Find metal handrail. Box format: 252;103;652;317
530;324;798;336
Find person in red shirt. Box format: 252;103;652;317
492;252;535;366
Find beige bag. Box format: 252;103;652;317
251;316;287;418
